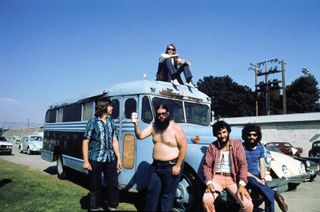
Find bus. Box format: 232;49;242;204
41;79;213;211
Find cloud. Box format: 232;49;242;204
0;98;22;105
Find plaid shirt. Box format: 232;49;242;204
203;138;248;184
83;116;118;162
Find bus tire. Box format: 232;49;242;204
57;155;67;180
173;169;202;212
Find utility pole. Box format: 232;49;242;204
250;59;287;115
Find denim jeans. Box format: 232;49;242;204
144;160;183;212
88;159;119;209
247;176;275;212
163;59;193;84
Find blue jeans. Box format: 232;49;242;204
163;59;193;84
144;160;183;211
247;176;275;212
89;159;119;209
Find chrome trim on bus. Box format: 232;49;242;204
62;154;88;174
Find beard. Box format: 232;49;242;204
244;140;257;149
155;116;171;131
218;136;230;148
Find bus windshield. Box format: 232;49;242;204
152;97;210;126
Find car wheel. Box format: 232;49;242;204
19;145;23;153
57;154;67;180
27;147;32;155
172;169;202;211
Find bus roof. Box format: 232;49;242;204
48;80;211;109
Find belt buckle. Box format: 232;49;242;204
169;160;176;165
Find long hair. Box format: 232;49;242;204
165;43;176;54
95;99;110;117
212;121;231;137
241;123;262;143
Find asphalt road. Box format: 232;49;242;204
1;144;320;212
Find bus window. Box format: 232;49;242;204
125;98;136;119
57;108;63;122
63;104;82;122
185;102;210;126
83;101;94;121
152;97;184;123
46;109;57;123
111;99;119;119
142;96;153;123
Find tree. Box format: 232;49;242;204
197;75;255;118
286;74;320;113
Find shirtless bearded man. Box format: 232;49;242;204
133;104;187;211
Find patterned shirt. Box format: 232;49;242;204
83;116;118;162
243;143;265;177
203;139;248;184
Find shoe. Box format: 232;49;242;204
186;82;195;88
171;79;180;86
107;206;117;211
275;192;288;212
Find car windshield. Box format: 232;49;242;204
30;136;42;141
0;136;7;141
265;145;282;153
152;97;211;126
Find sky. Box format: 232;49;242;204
0;0;319;124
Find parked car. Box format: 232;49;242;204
265;144;309;190
0;136;12;155
19;135;43;155
293;156;319;181
265;141;303;157
309;140;320;158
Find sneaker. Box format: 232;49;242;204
171;79;180;86
186;82;195;88
107;206;117;211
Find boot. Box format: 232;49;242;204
275;192;288;212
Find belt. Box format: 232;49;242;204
215;172;232;177
154;158;178;165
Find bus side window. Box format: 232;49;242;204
111;99;120;119
125;98;136;119
142;96;153;123
46;109;57;123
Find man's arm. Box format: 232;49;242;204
133;116;153;139
82;139;91;170
259;157;266;185
172;124;187;176
112;136;122;170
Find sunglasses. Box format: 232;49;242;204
167;48;175;51
248;133;258;137
156;112;168;117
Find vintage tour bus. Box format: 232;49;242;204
41;79;213;211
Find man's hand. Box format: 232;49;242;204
172;164;181;176
205;183;215;193
117;159;122;171
237;186;251;201
83;161;92;170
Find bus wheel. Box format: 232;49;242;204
57;155;67;180
173;170;201;211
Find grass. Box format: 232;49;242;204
0;159;137;211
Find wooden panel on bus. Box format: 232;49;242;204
122;134;135;169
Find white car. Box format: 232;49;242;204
0;136;12;155
266;145;310;190
19;135;43;155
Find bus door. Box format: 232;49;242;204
111;96;139;190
